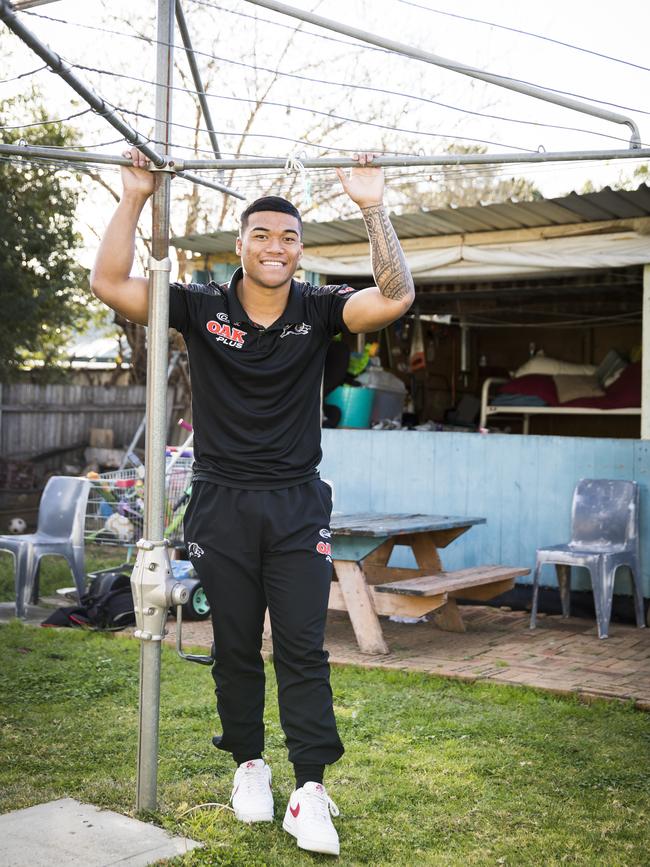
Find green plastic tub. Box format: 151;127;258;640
326;386;374;428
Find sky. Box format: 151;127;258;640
1;0;649;269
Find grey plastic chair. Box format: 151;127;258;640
0;476;90;618
530;479;645;640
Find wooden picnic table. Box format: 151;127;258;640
328;513;528;655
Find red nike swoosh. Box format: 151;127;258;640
290;803;300;818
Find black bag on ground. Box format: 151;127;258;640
42;567;136;631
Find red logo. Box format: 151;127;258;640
206;320;247;349
290;803;300;818
316;541;331;556
337;286;355;295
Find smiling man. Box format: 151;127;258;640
91;150;414;857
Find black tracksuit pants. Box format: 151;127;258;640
183;479;344;767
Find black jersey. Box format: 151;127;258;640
169;267;358;489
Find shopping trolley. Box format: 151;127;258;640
82;452;210;622
84;454;193;547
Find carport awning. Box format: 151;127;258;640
302;230;650;282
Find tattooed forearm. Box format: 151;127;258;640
361;204;414;303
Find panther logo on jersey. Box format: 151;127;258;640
280;323;312;339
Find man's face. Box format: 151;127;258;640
236;210;303;290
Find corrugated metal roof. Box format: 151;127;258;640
171;184;650;254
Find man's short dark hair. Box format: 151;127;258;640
240;196;303;237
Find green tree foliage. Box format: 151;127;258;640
0;91;90;381
388;145;543;212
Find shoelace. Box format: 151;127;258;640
302;788;340;821
232;764;270;801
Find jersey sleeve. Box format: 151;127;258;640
168;281;222;335
308;283;362;337
168;282;191;335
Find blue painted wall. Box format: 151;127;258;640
320;430;649;596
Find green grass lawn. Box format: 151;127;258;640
1;548;650;864
1;618;649;867
0;544;129;603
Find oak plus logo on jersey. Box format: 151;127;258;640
206;317;247;349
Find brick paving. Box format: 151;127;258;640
165;605;650;710
10;598;648;708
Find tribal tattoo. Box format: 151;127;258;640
361;204;414;302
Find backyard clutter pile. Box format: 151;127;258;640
41;559;209;630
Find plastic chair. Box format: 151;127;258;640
530;479;645;639
0;476;90;618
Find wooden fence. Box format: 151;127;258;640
0;382;183;462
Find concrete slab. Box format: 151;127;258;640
0;798;200;867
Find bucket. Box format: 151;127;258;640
326;386;374;428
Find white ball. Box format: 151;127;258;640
8;517;27;534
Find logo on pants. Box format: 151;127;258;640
316;540;332;563
188;542;204;559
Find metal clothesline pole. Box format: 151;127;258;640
12;0;60;9
0;0;244;198
240;0;642;148
134;0;175;813
174;148;650;171
0;142;244;196
1;141;649;171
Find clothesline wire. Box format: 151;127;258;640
15;11;640;147
182;0;650;117
0;107;92;130
393;0;650;73
117;103;536;155
20;6;650;122
464;310;640;328
71;60;638;148
0;63;48;83
4;52;557;157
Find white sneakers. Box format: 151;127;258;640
231;763;340;856
230;759;274;823
282;781;340;856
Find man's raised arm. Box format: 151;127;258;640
90;149;154;327
336;153;415;334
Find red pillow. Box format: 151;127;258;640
564;362;640;409
498;374;558;406
605;361;641;406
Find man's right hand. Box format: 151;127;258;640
90;146;153;326
121;147;155;198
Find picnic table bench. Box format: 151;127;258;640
328;513;530;654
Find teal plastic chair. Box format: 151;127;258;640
0;476;90;618
530;479;645;639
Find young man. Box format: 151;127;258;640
91;150;414;857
